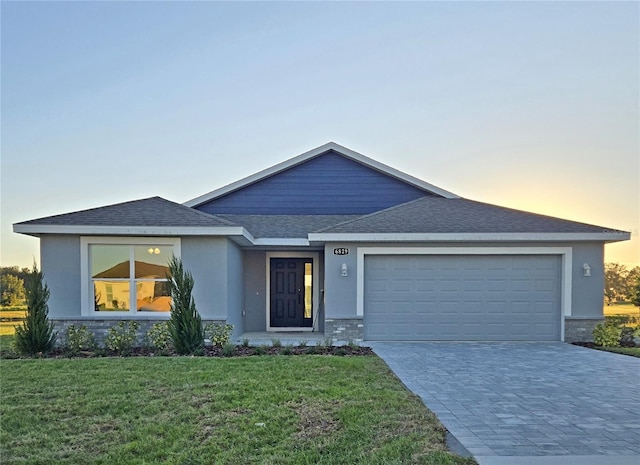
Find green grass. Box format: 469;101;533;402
0;307;26;336
596;347;640;358
603;302;640;317
0;356;474;465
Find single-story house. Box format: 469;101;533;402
14;142;630;343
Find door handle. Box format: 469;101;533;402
298;289;302;304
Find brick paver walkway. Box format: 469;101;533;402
370;342;640;465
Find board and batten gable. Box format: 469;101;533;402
194;151;435;215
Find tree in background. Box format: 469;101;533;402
604;263;640;305
167;256;204;355
14;263;57;355
1;274;25;306
0;266;30;306
631;275;640;308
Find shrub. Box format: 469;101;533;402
298;340;308;347
205;323;234;347
317;337;333;348
619;326;636;347
146;322;171;353
64;325;95;354
167;256;204;355
14;263;57;355
105;321;139;355
605;315;632;326
348;340;360;350
271;338;282;348
593;322;621;347
281;344;294;355
254;345;267;355
222;343;236;357
241;338;250;347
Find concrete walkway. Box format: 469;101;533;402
369;342;640;465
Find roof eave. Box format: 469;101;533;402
183;142;459;208
307;231;631;245
13;224;256;246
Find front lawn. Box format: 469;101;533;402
597;346;640;358
1;356;474;465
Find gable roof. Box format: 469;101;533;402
13;197;254;245
309;197;630;243
183;142;459;209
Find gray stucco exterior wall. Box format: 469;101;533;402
224;240;244;337
569;242;605;318
323;244;358;319
181;237;245;337
41;235;81;318
243;250;267;332
181;237;229;320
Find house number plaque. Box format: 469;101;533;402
333;248;350;255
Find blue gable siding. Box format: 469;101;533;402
195;151;435;215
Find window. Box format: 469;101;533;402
83;238;180;316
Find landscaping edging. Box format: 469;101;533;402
1;344;373;359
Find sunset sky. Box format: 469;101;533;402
1;1;638;269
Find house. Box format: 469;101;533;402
13;142;630;343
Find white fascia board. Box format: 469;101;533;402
183;142;458;207
253;238;310;246
13;224;255;243
308;232;631;243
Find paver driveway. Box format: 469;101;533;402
369;342;640;465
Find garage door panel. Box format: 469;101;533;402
364;255;561;341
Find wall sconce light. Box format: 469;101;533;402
583;263;591;277
341;263;348;277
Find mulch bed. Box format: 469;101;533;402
1;344;374;359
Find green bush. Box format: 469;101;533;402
14;264;57;355
241;338;250;347
205;323;234;347
222;343;236;357
146;322;171;353
64;325;95;354
271;338;282;348
593;323;621;347
105;321;139;355
167;257;204;355
619;326;636;347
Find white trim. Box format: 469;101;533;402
183;142;459;208
15;223;253;239
253;238;310;247
310;232;630;243
80;237;181;317
356;246;572;342
265;251;320;332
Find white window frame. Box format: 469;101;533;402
81;237;181;317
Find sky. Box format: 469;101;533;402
1;1;638;269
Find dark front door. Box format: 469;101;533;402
270;258;313;328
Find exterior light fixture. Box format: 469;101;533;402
583;263;591;277
341;263;348;277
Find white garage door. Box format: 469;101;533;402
364;255;561;341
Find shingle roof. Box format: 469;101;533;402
15;197;236;228
315;197;624;234
216;215;361;238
